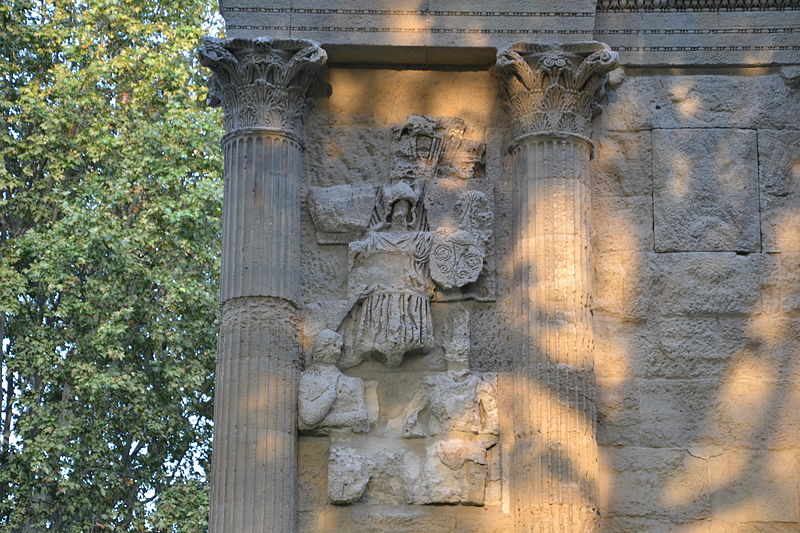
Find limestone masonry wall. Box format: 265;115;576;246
207;3;800;531
295;64;800;532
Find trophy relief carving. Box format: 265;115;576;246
301;115;500;508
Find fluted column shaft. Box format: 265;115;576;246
496;43;618;533
199;37;326;533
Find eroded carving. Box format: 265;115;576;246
328;446;373;504
198;37;327;136
306;115;501;510
390;114;484;181
346;182;435;367
307;184;377;244
298;330;377;434
409;438;493;506
430;191;493;290
399;372;499;438
344;184;492;368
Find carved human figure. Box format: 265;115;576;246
346;181;435;367
298;329;371;434
346;182;493;368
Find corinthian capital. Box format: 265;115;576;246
495;42;618;142
198;37;327;138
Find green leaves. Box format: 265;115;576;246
1;1;222;531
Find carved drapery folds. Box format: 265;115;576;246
495;43;618;143
496;43;618;533
198;37;327;137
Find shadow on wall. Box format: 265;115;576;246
592;67;800;531
294;58;800;531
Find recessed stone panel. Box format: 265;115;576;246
653;128;759;252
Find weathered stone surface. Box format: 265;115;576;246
591;131;653;198
653;128;759;252
597;378;641;447
298;505;458;533
637;379;717;448
221;0;597;48
651;252;763;316
314;69;502;128
308;184;378;244
469;302;513;372
598;72;800;132
592;196;653;253
599;447;711;520
600;517;711;533
709;450;800;523
758;130;800;253
304;122;394;186
594;250;654;319
644;316;729;380
594;316;652;380
328;446;373;504
595;9;800;66
298;330;377;435
327;437;418;505
408;439;491;505
297;437;330;511
399;372;499;438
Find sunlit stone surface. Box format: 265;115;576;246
203;1;800;531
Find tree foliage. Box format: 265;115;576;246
0;1;223;530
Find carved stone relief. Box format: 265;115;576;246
298;330;378;435
300;114;501;509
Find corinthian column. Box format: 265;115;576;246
495;43;618;532
198;37;326;533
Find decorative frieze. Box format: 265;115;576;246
598;0;800;11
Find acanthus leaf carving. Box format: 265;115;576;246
495;42;619;140
198;37;327;137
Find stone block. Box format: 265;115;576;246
759;130;800;252
594;316;653;380
303;122;393;185
653;128;759;253
638;379;717;448
599;446;711;520
706;523;800;533
597;377;641;447
643;316;728;380
760;251;800;315
651;252;763;316
591;131;653;198
298;505;457;533
709;450;800;523
300;245;348;303
598;73;800;132
469;302;513;372
592;195;654;253
600;517;711;533
298;437;330;511
308;184;377;244
594;250;654;320
453;509;514;533
595;10;800;67
319;69;501;127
